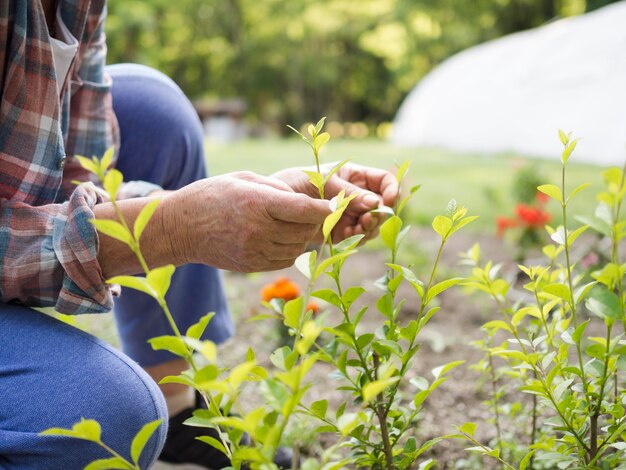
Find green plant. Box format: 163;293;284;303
43;118;479;469
457;131;626;468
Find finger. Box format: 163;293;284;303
265;190;331;224
325;175;382;212
236;171;295;193
340;164;400;207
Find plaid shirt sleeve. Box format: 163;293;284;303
0;183;113;314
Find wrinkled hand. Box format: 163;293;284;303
166;172;331;272
273;163;399;243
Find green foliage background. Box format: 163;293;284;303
105;0;617;128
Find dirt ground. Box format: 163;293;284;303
212;227;520;469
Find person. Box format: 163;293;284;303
0;1;398;469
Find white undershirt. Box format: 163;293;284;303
49;7;79;96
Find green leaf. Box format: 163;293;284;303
586;287;622;320
283;297;303;329
314;132;330;152
568;183;592;201
562;138;579;164
380;216;402;251
107;275;155;298
542;283;571;302
73;418;102;443
458;422;476;436
131;419;162;464
342;286;365;308
362;377;400;403
572;320;590;343
449;215;479;235
146;265;176;298
195;435;229;457
134;199;160;241
104;169;123;201
76;155;99;175
432;215;452;238
425;278;462;304
323;191;356;240
270;345;297;371
537;184;563;204
310;399;328;419
100;147;115;172
519;450;535;470
304;171;324;193
311;289;342;308
315;250;356;278
396;160;410;183
90;219;133;246
333;234;364;252
558;129;569;146
186;312;215;340
481;320;513;334
148;335;189;357
314;116;326;134
84;457;133;470
567;225;588;246
432;360;465;380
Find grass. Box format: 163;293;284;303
206;138;606;231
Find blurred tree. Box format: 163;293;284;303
105;0;621;128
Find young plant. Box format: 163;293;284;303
458;131;626;468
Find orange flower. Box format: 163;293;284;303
306;302;319;314
261;277;301;302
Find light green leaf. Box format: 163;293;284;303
283;297;303;329
568;183;592;201
333;234;364;252
76;155;99;174
304;171;324;193
567;225;588;246
432;215;452;238
396;160;410;183
458;422;476;436
314;132;330;152
195;436;229;457
481;320;513;334
310;399;328;419
90;219;133;246
134;199;160;241
186;312;215;340
104;169;123;201
380;215;402;251
100;147;115;172
131;419;162;464
307;124;316;137
558;129;569;146
148;335;189;357
519;450;535;470
314;117;326;134
432;360;465;380
311;289;341;308
146;265;176;298
425;278;463;304
542;283;570;302
562;138;579;164
84;457;133;470
107;275;155;298
449;215;479;235
323;159;350;186
342;286;366;308
586;287;622;320
537;184;563;204
362;377;400;404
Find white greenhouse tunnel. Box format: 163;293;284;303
391;1;626;165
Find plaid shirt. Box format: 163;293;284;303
0;1;154;314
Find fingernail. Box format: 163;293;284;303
363;194;379;207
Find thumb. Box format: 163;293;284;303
265;190;331;224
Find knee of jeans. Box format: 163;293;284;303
92;347;169;468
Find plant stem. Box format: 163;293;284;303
373;353;394;470
487;347;503;465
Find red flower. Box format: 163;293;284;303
535;190;549;205
515;203;551;227
306;302;319;314
496;216;518;237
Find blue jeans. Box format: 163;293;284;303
0;64;233;468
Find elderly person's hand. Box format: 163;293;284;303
158;172;331;272
273;163;399;243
